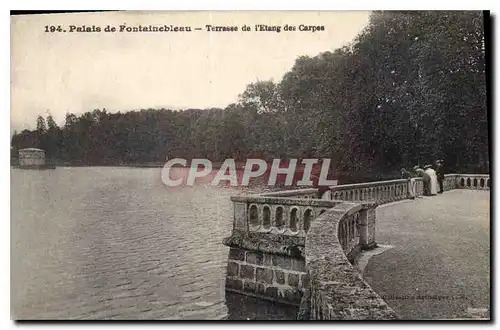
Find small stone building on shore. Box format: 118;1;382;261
18;148;46;167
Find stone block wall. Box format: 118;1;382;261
225;247;308;305
223;173;489;320
223;200;378;308
300;205;398;320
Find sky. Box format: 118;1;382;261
11;11;371;132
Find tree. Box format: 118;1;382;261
10;11;488;178
36;115;47;134
238;80;283;114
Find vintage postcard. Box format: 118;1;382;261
10;10;490;321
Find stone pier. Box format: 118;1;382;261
222;188;378;306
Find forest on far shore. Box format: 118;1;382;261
11;11;489;182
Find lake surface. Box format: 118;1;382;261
11;167;297;320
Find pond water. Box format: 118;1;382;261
11;167;297;320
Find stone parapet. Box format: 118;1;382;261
230;195;343;238
223;231;307;305
223;172;489;320
299;205;398;320
326;179;411;204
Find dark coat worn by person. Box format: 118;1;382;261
435;160;445;193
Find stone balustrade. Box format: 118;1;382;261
223;172;489;317
325;179;412;205
443;174;458;191
298;203;398;320
324;172;490;205
414;177;424;196
338;211;360;258
455;174;490;190
224;192;379;307
230;195;341;238
441;174;490;191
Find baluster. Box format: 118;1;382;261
349;214;356;242
347;217;351;247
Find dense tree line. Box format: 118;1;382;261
11;11;489;181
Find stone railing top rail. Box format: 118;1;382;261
230;195;341;208
328;178;412;190
327;173;490;190
257;188;319;197
452;173;490;177
302;203;398;320
232;173;489;205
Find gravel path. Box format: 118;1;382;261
363;190;490;320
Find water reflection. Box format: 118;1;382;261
225;291;298;320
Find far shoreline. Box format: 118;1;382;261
11;162;408;186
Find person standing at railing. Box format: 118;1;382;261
424;165;438;195
414;166;431;196
435;159;445;194
401;168;416;199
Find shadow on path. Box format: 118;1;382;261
225;291;298;320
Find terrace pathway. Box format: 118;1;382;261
363;189;490;320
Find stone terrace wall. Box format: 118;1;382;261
223;230;308;305
324;178;425;204
223;172;489;318
298;204;399;320
223;194;379;306
443;174;490;191
230;195;341;237
223;193;343;305
453;174;490;190
324;173;490;204
224;243;308;305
